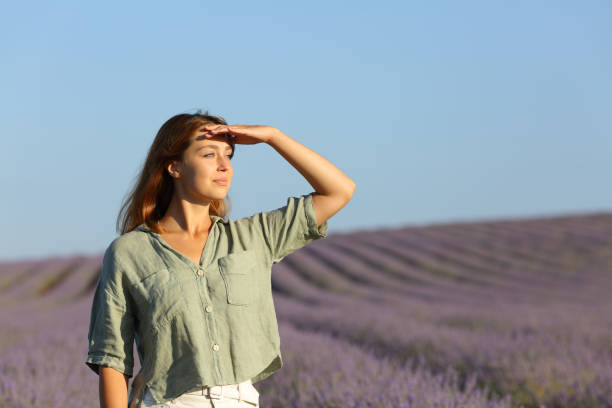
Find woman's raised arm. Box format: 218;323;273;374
202;124;356;226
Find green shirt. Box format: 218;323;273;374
85;192;329;405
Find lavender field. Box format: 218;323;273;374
1;212;611;408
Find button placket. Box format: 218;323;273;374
195;266;223;380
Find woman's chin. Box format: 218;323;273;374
195;191;229;202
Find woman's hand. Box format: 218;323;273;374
201;124;281;145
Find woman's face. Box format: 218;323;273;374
171;126;234;203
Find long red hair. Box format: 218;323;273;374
116;110;235;235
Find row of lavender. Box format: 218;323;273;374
1;212;611;407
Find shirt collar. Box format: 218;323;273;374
136;215;227;233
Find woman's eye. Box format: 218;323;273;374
202;153;232;159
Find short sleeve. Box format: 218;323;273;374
85;243;136;377
257;192;329;264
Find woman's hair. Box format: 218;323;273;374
116;110;235;235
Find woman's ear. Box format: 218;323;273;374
167;160;181;178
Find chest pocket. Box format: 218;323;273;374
218;250;256;306
129;268;185;331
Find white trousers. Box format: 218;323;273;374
141;379;260;408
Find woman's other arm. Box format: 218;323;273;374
99;366;129;408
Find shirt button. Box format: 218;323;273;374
212;344;220;351
205;305;213;313
197;270;204;276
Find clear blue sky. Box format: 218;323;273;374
1;1;610;261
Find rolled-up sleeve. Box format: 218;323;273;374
258;192;329;264
85;244;135;377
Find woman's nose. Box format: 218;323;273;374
217;156;231;170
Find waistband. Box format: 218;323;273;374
183;379;258;403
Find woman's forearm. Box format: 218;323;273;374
99;366;129;408
267;130;356;199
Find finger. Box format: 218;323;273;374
202;124;224;131
208;125;229;134
225;126;249;134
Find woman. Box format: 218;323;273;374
85;111;356;408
